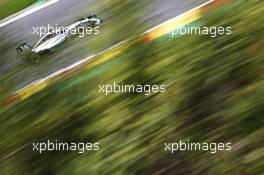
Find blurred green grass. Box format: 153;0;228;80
0;0;36;20
0;0;263;175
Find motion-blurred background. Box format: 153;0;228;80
0;0;263;174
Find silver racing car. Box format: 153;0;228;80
16;14;103;62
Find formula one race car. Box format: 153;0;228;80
16;14;103;62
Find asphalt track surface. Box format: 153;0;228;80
0;0;207;92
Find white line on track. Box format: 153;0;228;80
15;40;127;94
0;0;59;28
142;0;214;35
